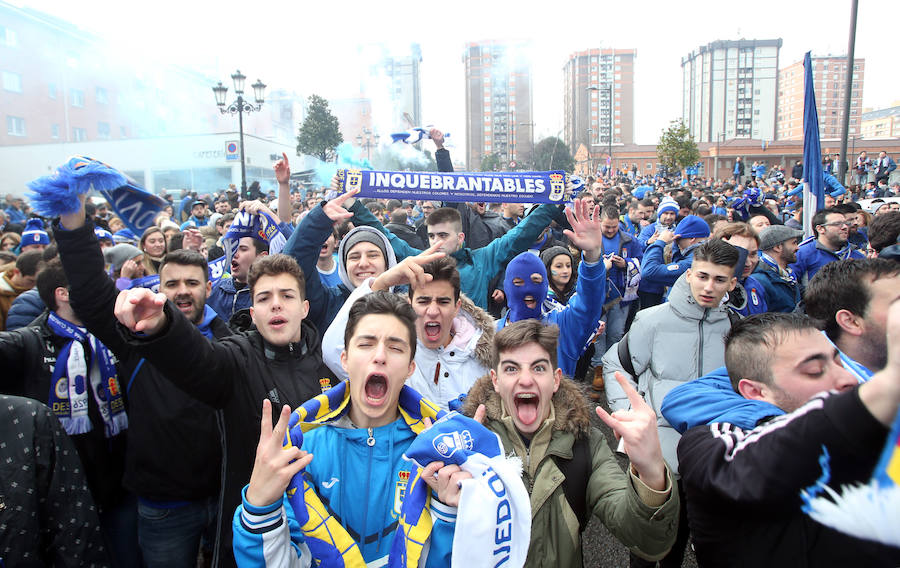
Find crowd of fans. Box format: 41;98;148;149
1;133;899;568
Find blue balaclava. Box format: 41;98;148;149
504;252;549;322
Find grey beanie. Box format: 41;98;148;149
342;230;387;266
758;225;803;251
104;244;144;272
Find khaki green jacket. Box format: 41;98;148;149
463;376;679;567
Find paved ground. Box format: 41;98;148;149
578;381;698;568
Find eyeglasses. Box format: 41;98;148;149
820;221;851;228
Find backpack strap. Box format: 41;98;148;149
616;332;636;378
552;435;592;533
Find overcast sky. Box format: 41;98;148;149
14;0;899;145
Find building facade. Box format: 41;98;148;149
861;106;900;139
463;40;533;171
564;48;636;161
682;39;782;143
776;56;864;141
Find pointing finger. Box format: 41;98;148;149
614;371;646;410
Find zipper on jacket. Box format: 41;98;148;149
361;427;374;554
697;309;709;377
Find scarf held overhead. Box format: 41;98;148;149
335;168;581;204
283;382;449;567
223;210;286;266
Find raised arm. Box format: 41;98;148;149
274;153;293;224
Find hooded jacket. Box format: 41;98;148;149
5;288;45;330
283;206;397;333
602;272;732;473
461;376;679;567
321;277;494;410
497;256;606;378
752;255;800;313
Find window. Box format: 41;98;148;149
73;127;87;141
2;71;22;92
6;116;25;136
0;26;17;47
71;89;85;107
95;87;108;104
49;83;57;99
51;124;59;138
98;122;110;139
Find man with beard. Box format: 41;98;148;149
54;196;233;568
790;208;865;285
804;258;900;380
753;225;803;313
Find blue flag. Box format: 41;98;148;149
802;51;824;237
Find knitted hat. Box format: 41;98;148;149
113;228;138;244
21;218;50;246
103;244;143;271
758;225;803;251
539;245;574;268
657;197;679;217
342;229;387;266
94;227;114;242
674;215;710;239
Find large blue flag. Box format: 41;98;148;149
802;51;824;238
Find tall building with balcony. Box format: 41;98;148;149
463;40;533;170
776;55;864;140
681;39;782;143
563;48;636;157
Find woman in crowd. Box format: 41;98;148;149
139;226;167;275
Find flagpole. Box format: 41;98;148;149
838;0;859;186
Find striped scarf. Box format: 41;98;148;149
284;382;444;567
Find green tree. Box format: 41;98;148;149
480;153;502;172
657;119;700;171
534;137;575;173
296;94;343;162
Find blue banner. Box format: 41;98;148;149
802;51;824;236
335;169;575;204
222;210;286;263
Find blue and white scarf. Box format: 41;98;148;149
223;210;286;265
46;312;127;437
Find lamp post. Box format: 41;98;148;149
714;132;725;181
355;129;380;161
213;70;266;199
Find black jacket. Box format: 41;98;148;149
55;221;228;504
119;295;336;567
0;395;110;567
0;312;128;512
678;388;900;567
385;221;426;249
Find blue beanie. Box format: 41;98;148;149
94;227;114;242
113;228;138;244
21;218;50;246
657;197;678;217
675;215;710;239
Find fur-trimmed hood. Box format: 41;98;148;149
458;292;495;369
461;374;592;439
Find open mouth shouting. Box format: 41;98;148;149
523;295;537;309
268;315;288;331
513;392;540;426
364;373;389;406
173;295;195;315
423;321;442;342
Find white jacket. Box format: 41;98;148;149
322;278;495;410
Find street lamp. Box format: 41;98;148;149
356;129;380;161
587;84;613;178
212;70;266;199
